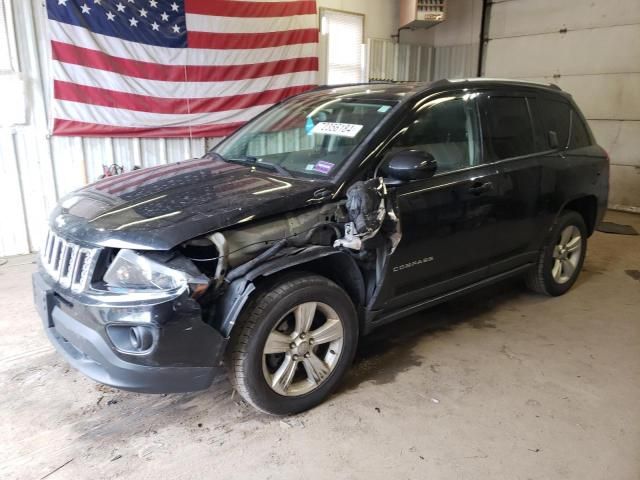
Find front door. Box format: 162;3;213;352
370;92;503;312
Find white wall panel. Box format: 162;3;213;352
590;120;640;168
0;131;30;255
488;0;640;39
368;39;434;82
484;24;640;78
79;137;113;183
367;38;474;83
140;138;168;168
609;165;640;212
51;136;87;194
368;38;398;81
432;43;477;80
11;128;58;253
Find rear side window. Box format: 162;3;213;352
569;109;591;148
482;96;535;161
536;98;571;150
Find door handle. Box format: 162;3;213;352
468;181;493;195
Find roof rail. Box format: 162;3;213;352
430;77;564;92
310;81;395;92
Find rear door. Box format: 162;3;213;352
370;91;504;312
530;94;607;233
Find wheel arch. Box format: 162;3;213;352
560;195;598;236
213;247;366;338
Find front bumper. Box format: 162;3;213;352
33;271;228;393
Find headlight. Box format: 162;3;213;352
104;249;206;292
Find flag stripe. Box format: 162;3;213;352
47;0;319;138
49;20;319;67
52;41;318;82
52;61;316;99
55;80;314;115
187;28;318;50
54;99;272;128
53;119;246;138
185;13;317;34
184;0;317;18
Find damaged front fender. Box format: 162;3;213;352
211;246;366;337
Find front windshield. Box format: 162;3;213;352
213;93;397;179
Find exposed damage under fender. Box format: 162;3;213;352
180;178;401;339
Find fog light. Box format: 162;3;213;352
129;326;153;351
107;324;155;354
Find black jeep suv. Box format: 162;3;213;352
33;79;609;414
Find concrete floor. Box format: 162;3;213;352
1;211;639;480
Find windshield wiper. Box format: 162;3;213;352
228;156;292;177
209;152;292;177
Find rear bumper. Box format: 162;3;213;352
33;271;227;393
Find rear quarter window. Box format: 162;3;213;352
481;96;535;161
569;108;592;149
535;97;571;150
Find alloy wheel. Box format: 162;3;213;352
551;225;583;284
262;302;344;396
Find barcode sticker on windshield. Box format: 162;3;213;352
311;122;363;138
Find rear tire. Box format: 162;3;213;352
226;273;358;415
526;210;587;296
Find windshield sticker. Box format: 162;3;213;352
377;105;391;113
313;160;335;174
305;116;315;135
311;122;363;138
305;163;316;171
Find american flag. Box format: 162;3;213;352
46;0;319;137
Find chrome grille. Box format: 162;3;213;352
40;230;97;292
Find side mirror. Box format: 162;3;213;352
548;130;559;149
381;150;437;182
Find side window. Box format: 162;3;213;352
482;96;535;161
536;98;571;150
389;96;479;174
569;109;592;149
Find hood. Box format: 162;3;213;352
50;155;331;250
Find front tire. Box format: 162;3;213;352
226;273;358;415
526;210;587;296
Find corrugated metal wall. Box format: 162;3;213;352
367;38;434;81
0;0;475;257
367;39;476;83
482;0;640;212
431;43;477;80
